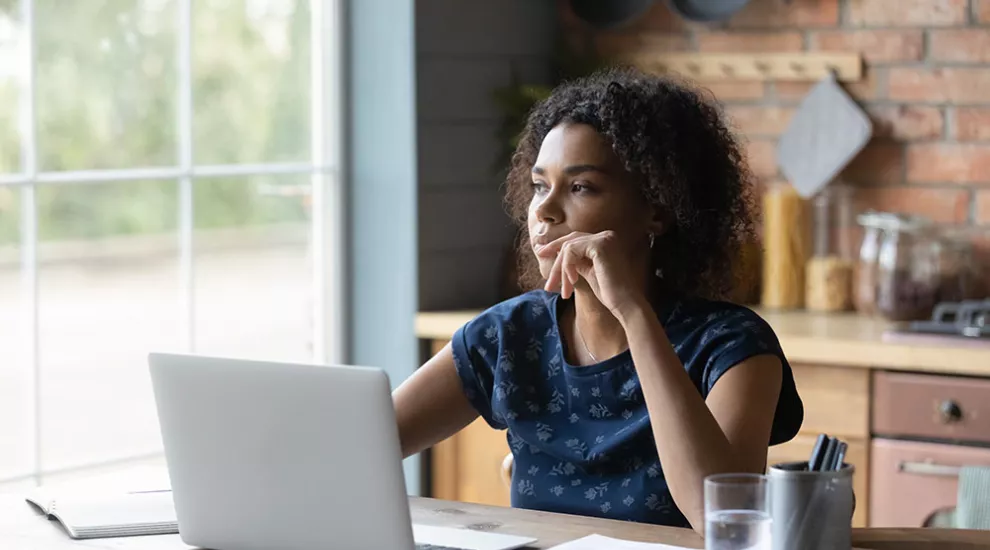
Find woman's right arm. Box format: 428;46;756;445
393;342;479;458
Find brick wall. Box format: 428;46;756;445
560;0;990;248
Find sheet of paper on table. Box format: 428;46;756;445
548;534;695;550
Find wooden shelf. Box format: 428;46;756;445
625;52;863;82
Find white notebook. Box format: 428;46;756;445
549;534;694;550
26;489;178;539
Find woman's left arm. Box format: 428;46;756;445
616;298;782;534
539;231;784;533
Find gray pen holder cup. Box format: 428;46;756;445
768;461;854;550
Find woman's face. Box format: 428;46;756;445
528;123;656;280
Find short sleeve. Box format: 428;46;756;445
450;313;507;430
698;308;803;445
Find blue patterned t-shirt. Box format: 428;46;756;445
450;290;803;527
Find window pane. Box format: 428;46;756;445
192;0;310;165
194;175;312;361
0;2;20;173
36;1;177;171
0;186;32;484
38;180;180;471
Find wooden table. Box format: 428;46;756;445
4;496;990;549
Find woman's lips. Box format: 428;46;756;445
531;236;556;256
531;225;556;256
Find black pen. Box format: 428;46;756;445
831;441;848;471
819;437;838;472
808;434;828;471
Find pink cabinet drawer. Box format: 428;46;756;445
869;438;990;527
873;371;990;444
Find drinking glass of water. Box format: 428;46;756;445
704;473;771;550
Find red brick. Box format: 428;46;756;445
868;105;944;141
559;0;685;33
594;33;691;58
729;0;839;28
853;187;970;224
697;31;804;53
955;108;990;141
930;30;990;63
889;68;990;104
745;140;778;178
697;82;767;102
978;191;990;224
725;106;795;137
810;30;924;63
775;68;880;103
979;0;990;23
848;0;967;26
627;2;691;32
841;142;906;186
907;144;990;184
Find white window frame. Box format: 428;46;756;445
4;0;344;486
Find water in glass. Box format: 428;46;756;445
705;509;771;550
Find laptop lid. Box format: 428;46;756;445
148;353;415;550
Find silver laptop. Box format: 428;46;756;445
148;353;536;550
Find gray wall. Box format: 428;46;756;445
417;0;557;311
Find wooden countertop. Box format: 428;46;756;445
416;308;990;377
6;496;990;550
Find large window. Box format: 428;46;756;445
0;0;342;490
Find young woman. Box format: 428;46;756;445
393;67;803;532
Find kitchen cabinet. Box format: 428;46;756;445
417;309;990;529
870;438;990;527
431;417;510;507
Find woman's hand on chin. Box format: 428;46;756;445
538;230;649;319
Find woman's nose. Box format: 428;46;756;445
533;189;563;225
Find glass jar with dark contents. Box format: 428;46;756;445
937;228;988;303
876;215;940;321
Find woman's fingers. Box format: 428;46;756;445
541;232;606;298
561;244;574;299
543;245;566;293
563;245;582;300
536;231;583;259
560;238;596;300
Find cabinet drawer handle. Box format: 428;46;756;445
938;400;963;424
898;460;961;477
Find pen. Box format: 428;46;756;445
808;434;828;471
820;437;839;472
831;441;847;471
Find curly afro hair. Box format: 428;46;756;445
504;66;756;301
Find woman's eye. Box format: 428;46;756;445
571;182;592;193
531;181;548;193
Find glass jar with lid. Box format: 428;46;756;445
876;214;941;321
806;185;855;312
853;212;887;315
